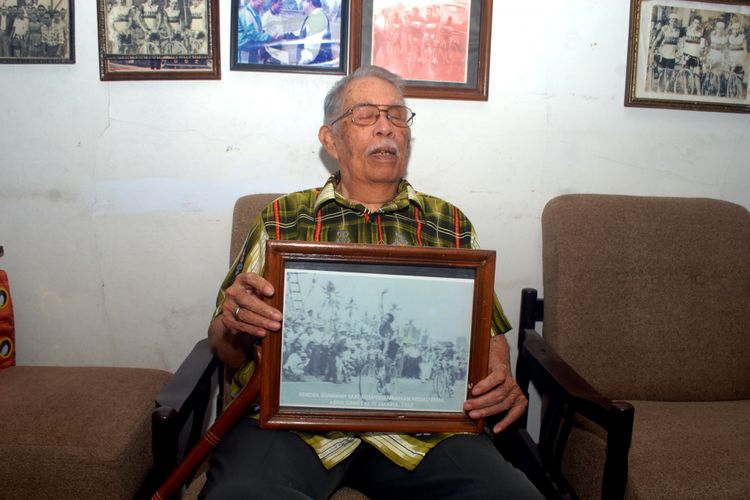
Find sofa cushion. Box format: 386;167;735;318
562;399;750;500
0;366;171;499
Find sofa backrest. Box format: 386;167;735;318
541;194;750;401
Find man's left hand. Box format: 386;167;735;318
463;335;527;434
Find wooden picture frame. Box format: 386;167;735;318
0;1;75;65
230;0;350;74
350;0;493;100
625;0;750;113
259;240;496;434
97;0;220;81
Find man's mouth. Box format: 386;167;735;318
367;142;399;159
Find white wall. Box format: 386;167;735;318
1;1;749;373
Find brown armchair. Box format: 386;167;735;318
512;194;750;499
151;194;367;499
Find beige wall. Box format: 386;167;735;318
1;1;749;374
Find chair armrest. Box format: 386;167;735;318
147;338;222;496
521;328;634;500
156;338;219;413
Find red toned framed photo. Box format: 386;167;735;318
350;0;493;100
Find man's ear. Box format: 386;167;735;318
318;125;339;161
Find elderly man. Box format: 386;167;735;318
202;65;541;499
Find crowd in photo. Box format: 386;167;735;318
281;303;467;392
0;0;70;58
648;7;750;98
371;3;467;74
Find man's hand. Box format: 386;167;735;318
463;335;528;434
221;272;282;339
208;272;283;369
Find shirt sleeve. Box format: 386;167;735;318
212;213;269;318
469;225;512;336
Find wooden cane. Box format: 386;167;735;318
151;347;263;500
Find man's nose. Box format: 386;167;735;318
373;110;395;136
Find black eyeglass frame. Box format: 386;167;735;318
330;103;415;128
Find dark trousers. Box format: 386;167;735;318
199;419;542;500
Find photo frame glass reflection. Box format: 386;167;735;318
231;0;349;74
279;263;474;414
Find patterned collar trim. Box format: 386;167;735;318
313;173;424;214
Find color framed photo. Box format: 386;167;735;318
97;0;220;81
625;0;750;113
350;0;493;100
230;0;349;74
0;0;75;64
259;240;496;434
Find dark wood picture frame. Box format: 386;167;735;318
230;0;350;75
259;240;496;434
625;0;750;113
97;0;220;81
349;0;493;100
0;1;75;65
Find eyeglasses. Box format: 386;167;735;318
330;104;415;128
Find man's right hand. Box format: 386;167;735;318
221;272;282;338
208;272;282;369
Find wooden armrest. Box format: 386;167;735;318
521;328;634;499
147;338;222;497
156;338;220;414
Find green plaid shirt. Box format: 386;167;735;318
215;175;511;470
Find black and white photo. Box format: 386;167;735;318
626;0;750;113
97;0;220;80
259;241;498;434
0;0;74;64
278;267;473;413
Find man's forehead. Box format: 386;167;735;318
343;77;404;106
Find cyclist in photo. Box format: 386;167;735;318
406;7;425;64
654;13;681;72
164;0;185;39
705;19;729;71
727;21;747;87
680;16;705;73
109;0;134;54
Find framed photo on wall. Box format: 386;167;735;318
625;0;750;113
350;0;493;100
259;241;497;434
97;0;220;81
0;0;75;64
230;0;349;74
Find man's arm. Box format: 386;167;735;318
463;334;528;434
238;11;274;50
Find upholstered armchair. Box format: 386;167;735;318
152;194;368;499
513;194;750;499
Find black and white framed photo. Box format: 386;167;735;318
625;0;750;113
0;0;75;64
96;0;220;81
230;0;349;74
259;240;497;434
